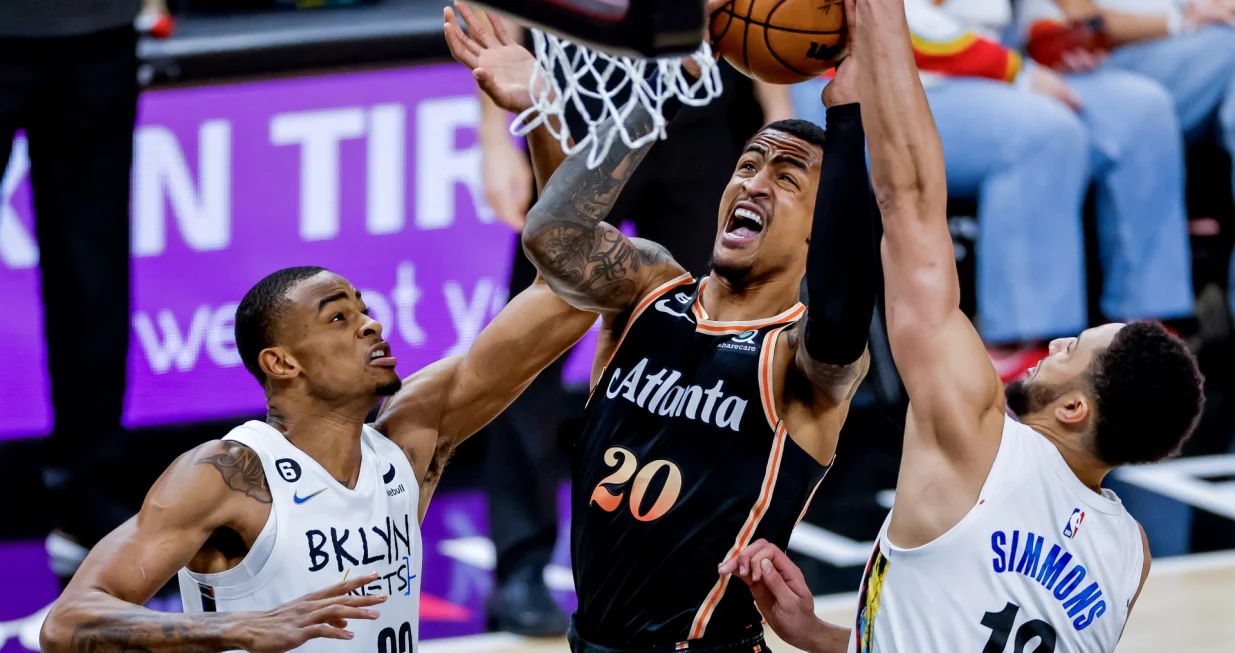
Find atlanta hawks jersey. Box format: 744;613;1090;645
572;274;832;648
849;416;1145;653
178;421;422;653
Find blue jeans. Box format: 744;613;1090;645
1105;25;1235;190
1099;26;1235;328
791;74;1194;343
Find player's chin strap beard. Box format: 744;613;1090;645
376;379;403;397
710;255;754;286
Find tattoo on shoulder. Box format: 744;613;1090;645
197;444;272;505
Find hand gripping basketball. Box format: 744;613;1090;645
230;572;386;653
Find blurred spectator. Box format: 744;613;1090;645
792;0;1195;380
1017;4;1234;408
476;21;792;636
0;0;142;585
1020;0;1234;204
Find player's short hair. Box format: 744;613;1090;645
755;119;828;151
1087;321;1205;465
235;266;328;385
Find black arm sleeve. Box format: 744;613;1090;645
802;102;879;366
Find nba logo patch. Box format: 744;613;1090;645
1063;508;1085;539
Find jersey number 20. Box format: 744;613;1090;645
590;446;682;522
981;602;1057;653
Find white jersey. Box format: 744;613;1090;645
178;421;422;653
848;416;1145;653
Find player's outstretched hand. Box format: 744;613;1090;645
444;1;538;113
233;572;387;653
719;540;831;652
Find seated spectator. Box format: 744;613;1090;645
790;0;1195;379
1015;0;1229;558
1020;0;1235;204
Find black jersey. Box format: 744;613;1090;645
571;274;832;649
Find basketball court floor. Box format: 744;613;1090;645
421;549;1235;652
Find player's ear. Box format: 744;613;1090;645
259;347;299;382
1054;390;1090;428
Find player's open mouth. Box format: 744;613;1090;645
368;343;397;368
722;203;766;246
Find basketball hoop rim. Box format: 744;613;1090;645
468;1;709;59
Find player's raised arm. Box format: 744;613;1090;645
447;1;683;316
445;3;569;199
374;278;596;518
41;442;385;653
785;58;878;408
521;109;688;314
514;0;733;313
855;0;1003;443
437;277;596;441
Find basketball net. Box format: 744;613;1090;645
511;29;724;169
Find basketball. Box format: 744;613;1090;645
710;0;849;85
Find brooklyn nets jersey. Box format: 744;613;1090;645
572;274;832;648
850;416;1145;653
178;421;422;653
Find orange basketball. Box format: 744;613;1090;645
710;0;849;85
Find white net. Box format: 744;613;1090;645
509;29;724;169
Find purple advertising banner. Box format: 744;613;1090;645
0;64;599;440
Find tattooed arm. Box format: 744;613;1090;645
42;441;383;653
521;104;689;314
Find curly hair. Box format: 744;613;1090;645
1088;321;1205;465
235;266;327;385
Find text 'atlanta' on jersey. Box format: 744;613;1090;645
849;416;1144;653
572;274;832;649
177;421;423;653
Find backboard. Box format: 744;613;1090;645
470;0;706;58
